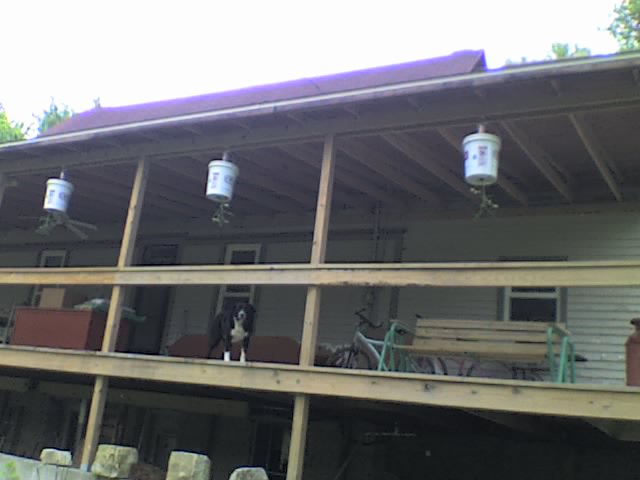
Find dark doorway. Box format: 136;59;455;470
129;245;178;354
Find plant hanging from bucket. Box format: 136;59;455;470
212;203;234;227
470;186;499;220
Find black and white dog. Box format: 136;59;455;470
207;302;257;362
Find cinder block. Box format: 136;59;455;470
40;448;72;466
229;467;269;480
166;451;211;480
91;444;138;479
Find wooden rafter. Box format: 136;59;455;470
569;114;623;202
502;122;573;202
436;128;528;205
248;149;369;209
75;168;206;217
281;144;404;209
382;133;476;201
234;154;319;208
158;158;293;213
340;139;442;206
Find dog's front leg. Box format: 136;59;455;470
240;335;251;363
223;334;232;362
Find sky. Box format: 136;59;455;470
1;0;621;134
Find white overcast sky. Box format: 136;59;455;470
1;0;620;132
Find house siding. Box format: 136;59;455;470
1;212;637;384
399;212;640;384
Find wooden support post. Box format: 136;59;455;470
80;157;149;470
0;173;8;210
287;134;336;480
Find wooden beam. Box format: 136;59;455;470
588;419;640;442
233;155;318;208
382;133;476;201
1;346;640;421
569;114;623;202
436;128;529;205
36;381;249;417
5;259;640;287
502;121;573;202
5;75;640;176
0;173;8;211
242;148;369;209
288;134;337;480
280;144;405;208
340;139;442;206
466;410;554;437
0;375;31;392
81;156;149;470
160;158;295;213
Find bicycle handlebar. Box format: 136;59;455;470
354;308;384;329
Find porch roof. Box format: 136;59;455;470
2;51;640;230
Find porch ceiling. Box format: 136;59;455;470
2;56;640;231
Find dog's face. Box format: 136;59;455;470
232;302;256;324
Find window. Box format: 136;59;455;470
215;244;261;313
500;256;566;324
30;249;68;306
251;421;290;480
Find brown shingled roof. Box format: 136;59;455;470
43;50;486;137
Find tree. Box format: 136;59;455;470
505;43;591;65
608;0;640;51
549;43;591;59
0;104;27;144
35;98;73;135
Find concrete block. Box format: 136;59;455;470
229;467;269;480
91;444;138;479
166;451;211;480
40;448;73;466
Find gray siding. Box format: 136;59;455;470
399;213;640;384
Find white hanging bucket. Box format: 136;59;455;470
463;132;501;186
43;178;74;213
206;160;239;203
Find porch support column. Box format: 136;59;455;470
80;157;149;470
0;173;8;210
286;134;336;480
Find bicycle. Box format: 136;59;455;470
325;308;385;370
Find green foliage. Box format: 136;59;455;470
0;461;20;480
0;105;27;144
608;0;640;51
35;98;73;135
549;42;591;59
505;43;591;65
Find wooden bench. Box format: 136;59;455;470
377;318;582;383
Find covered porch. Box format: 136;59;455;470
1;50;640;478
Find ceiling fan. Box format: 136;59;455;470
19;169;98;240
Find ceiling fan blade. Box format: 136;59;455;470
64;222;89;241
68;219;98;230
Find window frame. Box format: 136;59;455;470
499;256;567;324
30;249;68;306
215;243;261;314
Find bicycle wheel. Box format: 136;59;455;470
326;346;374;370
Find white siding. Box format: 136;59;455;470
0;251;39;312
399;213;640;385
164;236;398;350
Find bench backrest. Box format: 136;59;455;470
411;319;563;361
